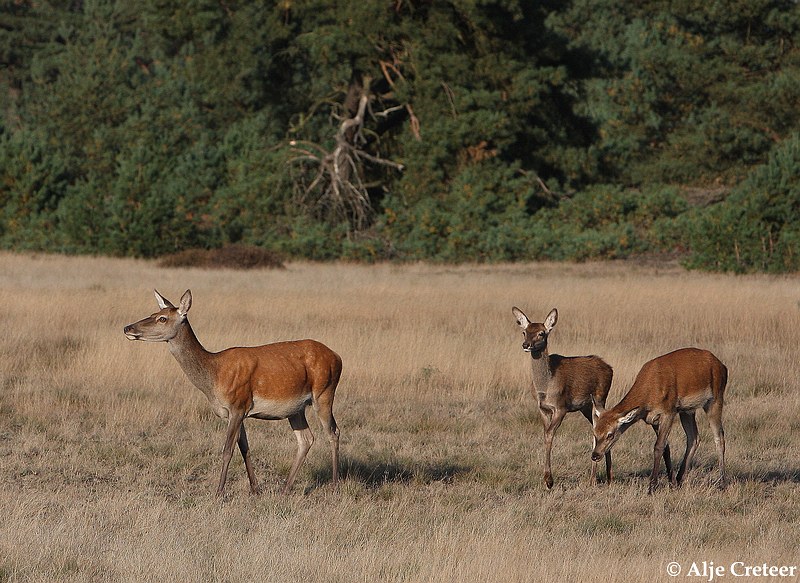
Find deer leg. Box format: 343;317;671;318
704;400;726;488
541;407;566;490
312;394;340;487
649;415;676;494
581;407;611;485
237;423;260;495
580;408;598;484
284;411;314;494
651;423;676;485
217;411;245;498
538;405;552;428
677;411;699;486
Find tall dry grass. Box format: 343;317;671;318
0;252;798;582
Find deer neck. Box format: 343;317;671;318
167;320;216;394
529;348;553;395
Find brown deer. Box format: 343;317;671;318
123;290;342;497
591;347;727;494
512;307;613;489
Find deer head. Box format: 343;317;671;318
591;398;640;462
512;307;558;356
124;289;192;342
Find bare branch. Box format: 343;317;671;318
535;175;552;196
406;104;421;141
287;75;405;233
372;104;407;118
355;150;405;171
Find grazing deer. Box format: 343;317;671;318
591;347;727;494
512;307;613;489
123;290;342;497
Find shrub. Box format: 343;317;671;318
157;245;285;270
527;185;688;261
685;134;800;273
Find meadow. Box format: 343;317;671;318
0;252;798;582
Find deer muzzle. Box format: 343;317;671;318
123;324;141;340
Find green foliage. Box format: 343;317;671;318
1;0;800;269
686;134;800;273
0;127;70;250
383;161;536;262
528;185;687;261
550;0;800;185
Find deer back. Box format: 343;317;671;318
549;354;613;410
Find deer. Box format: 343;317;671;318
591;347;727;494
123;289;342;497
512;307;613;489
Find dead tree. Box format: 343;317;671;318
289;76;404;233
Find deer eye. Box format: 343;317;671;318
157;316;168;323
606;431;614;440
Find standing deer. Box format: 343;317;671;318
123;289;342;497
512;307;613;489
591;347;727;494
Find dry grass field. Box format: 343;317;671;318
0;252;798;582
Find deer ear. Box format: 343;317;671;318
178;289;192;318
618;408;639;427
544;308;558;332
512;307;531;329
154;289;174;309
